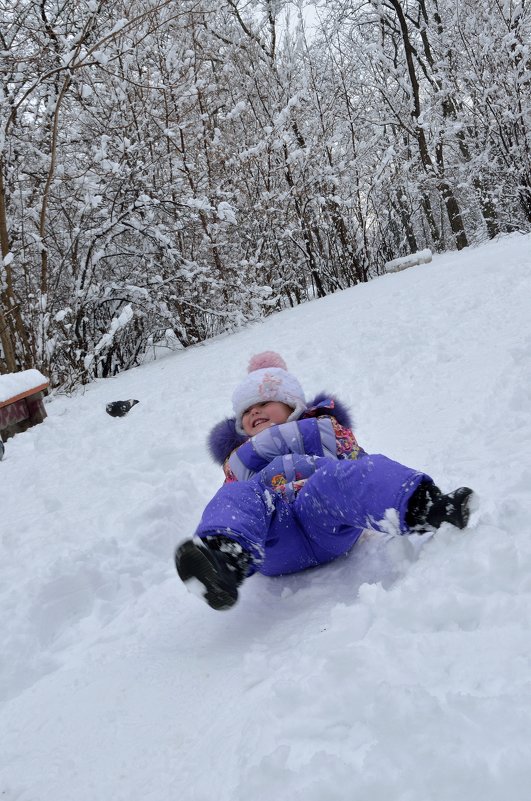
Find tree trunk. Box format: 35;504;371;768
388;0;468;250
0;162;17;372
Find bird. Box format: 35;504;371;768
105;399;139;418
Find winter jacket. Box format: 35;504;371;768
208;394;365;498
198;393;431;576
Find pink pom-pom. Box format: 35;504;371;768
247;351;287;373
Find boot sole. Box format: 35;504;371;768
175;542;238;611
452;487;474;529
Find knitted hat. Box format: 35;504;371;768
232;351;307;435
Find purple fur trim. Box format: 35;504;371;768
207;418;248;465
207;393;354;465
308;393;353;429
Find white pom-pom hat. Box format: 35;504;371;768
232;351;307;435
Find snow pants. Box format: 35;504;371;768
196;454;431;576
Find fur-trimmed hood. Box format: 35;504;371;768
207;393;353;465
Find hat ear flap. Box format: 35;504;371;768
286;401;306;424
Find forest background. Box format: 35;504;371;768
0;0;529;389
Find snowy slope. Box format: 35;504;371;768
2;233;531;801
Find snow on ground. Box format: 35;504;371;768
1;233;531;800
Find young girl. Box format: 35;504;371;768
175;352;473;610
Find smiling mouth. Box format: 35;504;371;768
252;418;268;429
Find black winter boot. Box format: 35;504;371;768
174;536;251;610
406;482;474;532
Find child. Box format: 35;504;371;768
175;352;473;610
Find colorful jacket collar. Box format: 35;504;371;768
207;393;353;465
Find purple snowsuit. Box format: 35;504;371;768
196;396;432;577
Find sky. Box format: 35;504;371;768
1;232;531;801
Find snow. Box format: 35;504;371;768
0;368;48;404
93;304;134;355
2;233;531;800
385;248;433;272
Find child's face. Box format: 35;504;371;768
242;401;293;436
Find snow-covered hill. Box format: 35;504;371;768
2;233;531;801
